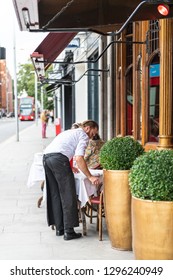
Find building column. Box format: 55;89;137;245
158;19;173;149
99;36;107;140
107;35;115;140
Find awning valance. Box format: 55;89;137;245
30;32;77;79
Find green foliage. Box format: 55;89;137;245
17;62;35;97
44;91;54;111
99;136;144;170
129;149;173;201
16;62;54;110
44;98;54;111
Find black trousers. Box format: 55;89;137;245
43;153;79;230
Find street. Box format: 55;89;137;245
0;117;35;143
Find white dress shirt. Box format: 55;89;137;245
43;128;89;160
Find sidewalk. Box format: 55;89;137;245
0;120;134;260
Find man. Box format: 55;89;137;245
43;120;101;240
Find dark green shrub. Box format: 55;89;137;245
99;136;144;170
129;149;173;201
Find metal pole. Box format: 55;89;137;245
107;35;114;140
5;66;8;114
98;37;104;139
13;14;19;141
41;86;44;111
35;72;38;126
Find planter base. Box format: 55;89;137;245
104;170;132;251
132;197;173;260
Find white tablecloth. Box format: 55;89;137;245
27;153;103;207
74;170;103;207
27;152;45;187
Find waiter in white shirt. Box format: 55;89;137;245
43;120;101;240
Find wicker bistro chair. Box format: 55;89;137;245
84;189;105;241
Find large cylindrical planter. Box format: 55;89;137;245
132;196;173;259
103;170;132;250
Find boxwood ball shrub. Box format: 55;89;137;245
99;136;144;170
129;149;173;201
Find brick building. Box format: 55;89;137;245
0;53;13;115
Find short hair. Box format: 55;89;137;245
82;120;99;130
71;122;81;129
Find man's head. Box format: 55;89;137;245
82;120;99;139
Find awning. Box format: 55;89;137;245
13;0;173;35
30;32;77;80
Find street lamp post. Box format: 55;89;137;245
41;85;44;111
34;72;38;126
13;16;19;142
31;70;38;126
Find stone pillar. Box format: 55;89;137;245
158;19;173;149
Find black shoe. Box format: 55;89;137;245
56;229;64;236
64;231;82;240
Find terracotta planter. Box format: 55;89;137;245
103;170;132;250
132;196;173;259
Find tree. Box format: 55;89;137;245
17;61;54;111
17;62;35;97
44;91;54;111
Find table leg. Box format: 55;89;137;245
77;200;82;223
81;207;87;236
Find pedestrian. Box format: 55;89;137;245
43;120;101;240
40;110;49;138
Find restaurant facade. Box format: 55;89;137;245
12;1;173;151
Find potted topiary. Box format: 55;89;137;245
99;136;144;250
129;149;173;259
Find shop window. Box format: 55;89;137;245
147;21;160;142
137;55;142;140
126;67;133;135
147;20;159;55
126;24;133;66
116;67;121;135
125;23;133;135
148;63;159;142
88;52;99;122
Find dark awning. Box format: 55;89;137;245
30;32;77;79
31;32;77;68
13;0;173;35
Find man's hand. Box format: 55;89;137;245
89;175;101;186
75;155;100;186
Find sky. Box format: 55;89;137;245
0;0;47;77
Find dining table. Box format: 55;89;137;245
27;152;103;235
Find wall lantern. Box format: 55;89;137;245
157;4;170;15
22;8;30;28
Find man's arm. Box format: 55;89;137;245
75;155;100;186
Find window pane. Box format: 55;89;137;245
126;68;133;135
149;64;159;142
